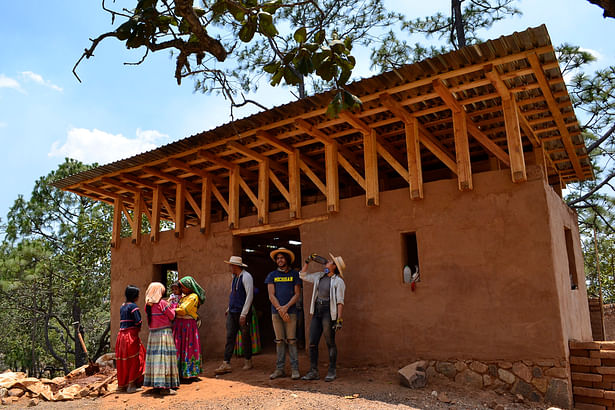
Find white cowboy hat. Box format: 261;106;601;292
224;255;248;267
270;247;295;264
329;253;346;278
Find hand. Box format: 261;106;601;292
279;309;290;322
304;256;311;264
239;315;247;327
332;318;343;331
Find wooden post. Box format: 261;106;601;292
229;167;240;229
132;191;142;245
201;176;211;234
325;142;339;213
258;160;270;225
534;144;548;181
288;149;301;219
502;97;527;183
364;129;379;207
175;183;185;238
151;186;161;243
452;110;473;191
405;117;423;199
112;198;122;248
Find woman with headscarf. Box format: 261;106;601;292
173;276;205;379
143;282;179;395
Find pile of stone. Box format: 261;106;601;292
0;353;116;405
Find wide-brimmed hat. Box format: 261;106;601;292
329;253;346;278
224;255;248;267
270;247;295;264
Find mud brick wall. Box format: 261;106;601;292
570;340;615;410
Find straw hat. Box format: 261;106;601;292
270;247;295;264
224;255;248;267
329;253;346;278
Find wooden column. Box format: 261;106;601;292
112;198;122;248
151;186;161;243
175;183;185;238
229;167;240;229
452;110;473;191
364;129;379;207
325;142;339;213
288;149;301;219
405;117;423;199
534;144;548;182
132;191;142;245
502;97;527;183
258;160;270;225
201;176;211;234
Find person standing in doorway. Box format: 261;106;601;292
300;253;346;382
265;247;301;380
214;256;254;375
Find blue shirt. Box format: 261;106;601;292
265;269;300;314
119;302;142;330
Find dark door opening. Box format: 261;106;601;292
153;262;178;291
241;229;303;353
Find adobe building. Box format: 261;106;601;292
53;26;594;407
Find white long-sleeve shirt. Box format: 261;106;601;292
300;271;345;320
239;270;254;317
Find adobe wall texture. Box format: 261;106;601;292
110;167;591;369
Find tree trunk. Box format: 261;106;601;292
72;301;86;367
44;271;69;374
452;0;466;49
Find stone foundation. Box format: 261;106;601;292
425;359;570;408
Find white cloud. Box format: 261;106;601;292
20;71;62;92
579;47;603;62
0;74;24;93
48;128;171;165
0;122;6;128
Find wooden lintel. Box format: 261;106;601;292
227;141;286;175
452;110;473;191
151;186;161;242
211;184;229;214
299;159;326;195
258;161;270;225
363;128;379;207
405;117;424;199
325;142;339;213
175;183;185;238
231;215;329;236
527;52;584;179
111;198;122;248
502;97;527;183
288;150;302;219
269;169;290;203
200;176;211;234
238;176;258;207
132;191;142;245
255;130;294;155
228;167;240;229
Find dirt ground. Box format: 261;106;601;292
8;353;559;409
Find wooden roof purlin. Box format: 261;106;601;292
52;25;593;244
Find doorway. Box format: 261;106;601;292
241;229;303;352
153;262;178;291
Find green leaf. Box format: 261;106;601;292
326;92;343;118
344;36;353;51
115;20;136;41
304;42;319;52
283;67;301;85
257;11;278;37
211;1;227;16
192;7;206;17
270;69;284;86
342;90;362;110
294;27;307;43
263;61;280;74
338;66;352;86
227;3;245;21
314;29;325;44
316;59;334;81
262;0;282;14
330;39;345;54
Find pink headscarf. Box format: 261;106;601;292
145;282;166;305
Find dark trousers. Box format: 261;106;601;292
308;302;337;370
224;310;251;362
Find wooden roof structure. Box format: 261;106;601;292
52;25;592;246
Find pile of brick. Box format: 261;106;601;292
570;340;615;409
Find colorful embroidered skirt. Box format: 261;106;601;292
143;328;179;389
234;309;261;357
115;327;146;388
173;317;202;378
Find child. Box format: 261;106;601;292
116;285;146;393
168;282;182;307
143;282;180;395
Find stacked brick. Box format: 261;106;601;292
570;340;615;410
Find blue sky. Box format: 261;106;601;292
0;0;614;222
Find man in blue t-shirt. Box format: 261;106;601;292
265;247;301;380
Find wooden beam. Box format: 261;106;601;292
231;215;329;236
534;144;548;181
184;186;201;217
452;110;473;191
228;167;240;229
151;186;161;242
405;117;423;199
299;159;326;195
325;142;339;213
211;184;229;214
364;128;379;207
227;141;287;175
527;52;584;179
101;177;142;194
198;149;237;170
238;176;258;208
118;174;158;190
432;79;463;113
81;183;122;200
200;176;211;234
288;149;301;219
160;192;175;223
255;130;294;155
175;183;185;238
338;154;365;190
142;166;200;191
502;97;527;183
269;170;290;203
466;122;511;167
141;196;152;227
167;158;208;178
258;161;270;225
111;198;122;248
132;191;142;245
119;201;132;226
418;129;458;173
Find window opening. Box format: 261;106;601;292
564;227;578;290
402;232;420;285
